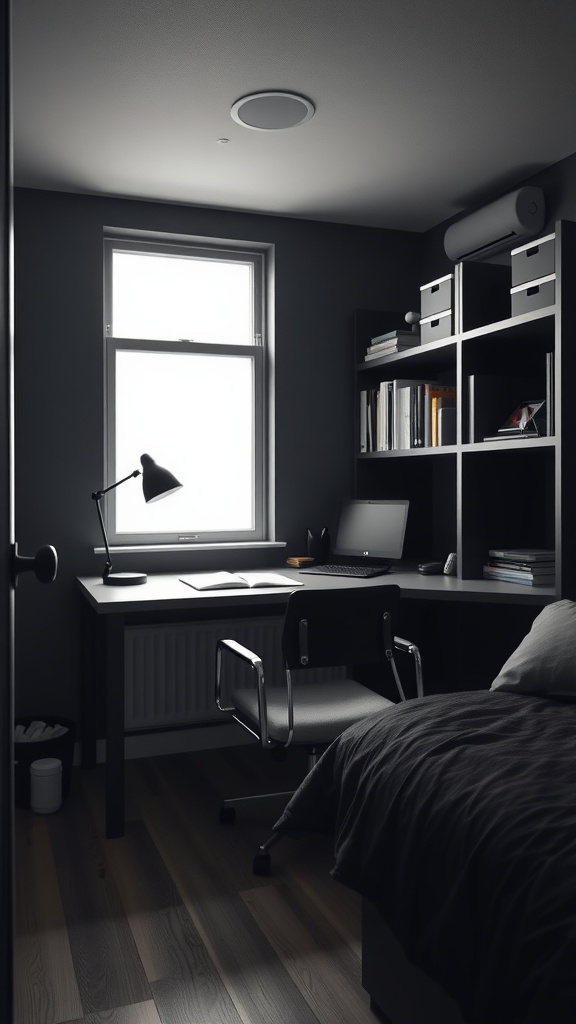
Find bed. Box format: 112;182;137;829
273;600;576;1024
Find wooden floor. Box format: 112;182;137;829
14;742;381;1024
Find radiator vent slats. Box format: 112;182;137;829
124;618;345;732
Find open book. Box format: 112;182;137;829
180;571;303;591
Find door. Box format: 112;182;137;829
1;6;57;1022
1;3;14;1015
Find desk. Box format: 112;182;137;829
77;568;554;837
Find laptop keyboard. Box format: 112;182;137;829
299;563;391;578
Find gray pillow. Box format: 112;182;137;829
490;599;576;698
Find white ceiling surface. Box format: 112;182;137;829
11;0;576;232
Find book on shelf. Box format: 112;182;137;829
180;571;302;591
370;329;417;345
421;383;456;447
487;559;555;573
437;405;456;445
360;390;368;452
467;374;542;443
482;565;555;587
361;378;456;451
431;393;456;447
487;548;555;563
365;334;421;359
483;399;546;442
392;378;435;449
546;351;555;436
378;380;393;450
365;343;418;360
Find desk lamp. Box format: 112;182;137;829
92;453;183;586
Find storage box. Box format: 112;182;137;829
420;308;452;344
511;232;555;287
510;274;555;317
420;274;454;318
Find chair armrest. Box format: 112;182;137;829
215;638;272;746
215;638;263;712
392;635;424;700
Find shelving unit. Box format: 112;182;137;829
354;219;576;602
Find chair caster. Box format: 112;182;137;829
219;806;236;824
253;852;271;876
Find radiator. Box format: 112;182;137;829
124;618;345;731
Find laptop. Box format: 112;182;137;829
299;499;409;578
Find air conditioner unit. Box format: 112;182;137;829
444;187;545;262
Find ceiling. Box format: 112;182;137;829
11;0;576;233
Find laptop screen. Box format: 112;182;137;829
333;499;409;560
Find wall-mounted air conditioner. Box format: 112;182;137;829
444;187;545;262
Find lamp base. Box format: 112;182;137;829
103;572;148;586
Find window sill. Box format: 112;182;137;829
94;540;287;554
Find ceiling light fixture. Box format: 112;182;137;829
231;91;315;131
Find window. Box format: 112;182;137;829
103;235;271;546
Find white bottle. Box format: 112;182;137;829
30;757;62;813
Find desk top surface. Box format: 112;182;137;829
77;566;555;614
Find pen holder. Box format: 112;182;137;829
307;527;330;563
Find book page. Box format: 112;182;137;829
236;572;303;588
180;572;247;590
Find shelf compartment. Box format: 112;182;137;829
460;445;555;582
357;334;456;377
356;452;456;564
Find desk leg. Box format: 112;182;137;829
105;615;125;838
79;599;99;769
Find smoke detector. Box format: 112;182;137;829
231;91;315;131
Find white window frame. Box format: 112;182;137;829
103;233;272;548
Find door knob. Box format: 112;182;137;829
12;542;58;585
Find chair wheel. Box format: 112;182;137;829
219;806;236;824
253;852;271;875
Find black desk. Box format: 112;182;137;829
77;568;553;837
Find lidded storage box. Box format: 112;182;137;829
511;232;555;287
420;273;454;318
420;308;453;344
420;273;453;344
510;232;556;317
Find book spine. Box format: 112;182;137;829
468;374;475;444
546;351;554;436
360;390;367;452
431;396;439;447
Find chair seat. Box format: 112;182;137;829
231;679;394;745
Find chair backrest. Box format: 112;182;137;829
281;584;401;670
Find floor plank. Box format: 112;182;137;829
15;747;373;1024
68;1000;163;1023
131;761;321;1024
14;810;84;1024
241;883;375;1024
102;817;242;1024
46;782;151;1014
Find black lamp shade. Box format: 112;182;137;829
140;453;183;503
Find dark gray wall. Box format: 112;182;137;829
13;188;423;720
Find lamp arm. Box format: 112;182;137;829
90;469;140;580
92;468;140;500
93;493;113;579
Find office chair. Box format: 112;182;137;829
215;584;423;874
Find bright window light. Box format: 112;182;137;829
114;348;255;534
104;235;268;545
112;251;253;344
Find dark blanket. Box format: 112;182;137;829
274;690;576;1024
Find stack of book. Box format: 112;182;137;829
364;330;421;361
482;548;555;587
360;378;457;451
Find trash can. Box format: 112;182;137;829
14;716;75;809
